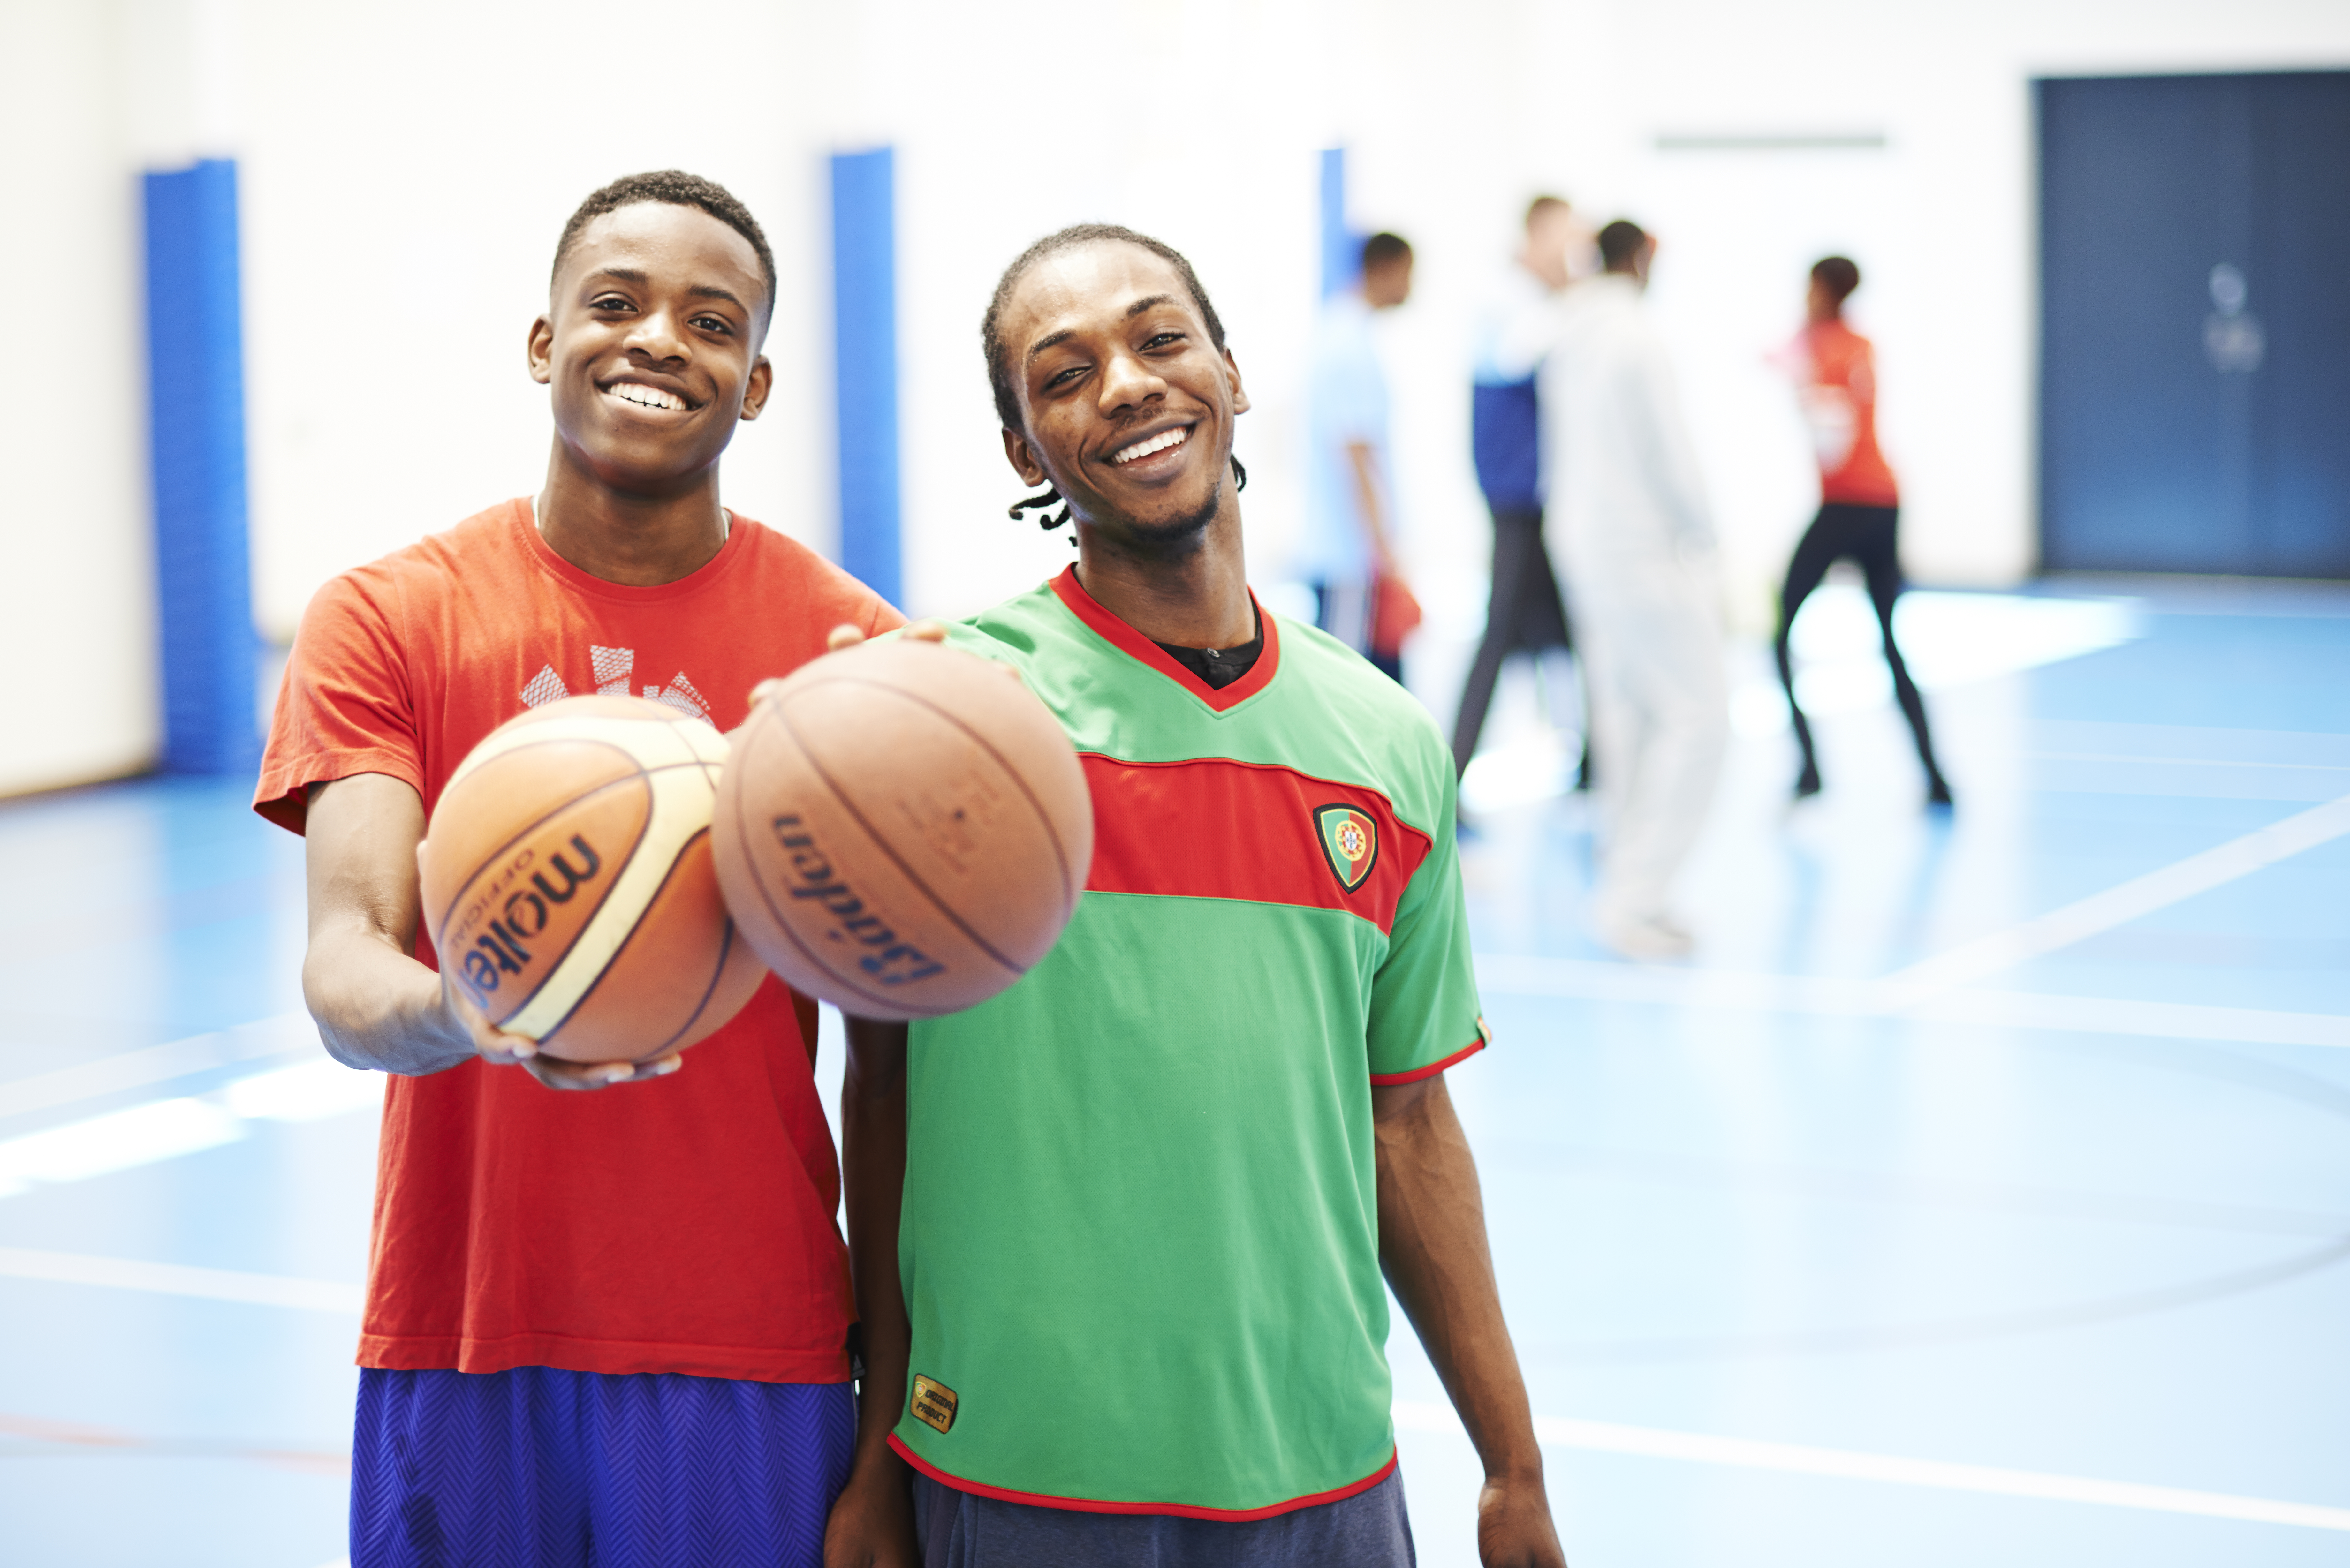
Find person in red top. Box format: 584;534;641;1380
254;172;914;1567
1771;255;1953;806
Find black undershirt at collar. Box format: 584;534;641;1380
1154;606;1265;690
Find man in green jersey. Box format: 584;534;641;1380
827;226;1567;1568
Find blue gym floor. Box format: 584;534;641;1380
2;578;2345;1566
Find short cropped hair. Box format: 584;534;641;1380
551;170;776;318
980;224;1230;434
1361;231;1413;272
1598;220;1649;272
1525;194;1570;228
1811;255;1861;304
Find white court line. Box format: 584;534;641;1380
0;1013;317;1120
1472;955;2350;1051
1915;988;2350;1051
1876;793;2350;1008
1391;1401;2350;1531
0;1247;362;1313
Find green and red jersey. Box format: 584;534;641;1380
890;565;1488;1518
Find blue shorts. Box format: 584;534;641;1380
352;1366;856;1568
912;1466;1416;1568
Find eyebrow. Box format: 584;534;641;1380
585;268;750;314
1024;295;1184;366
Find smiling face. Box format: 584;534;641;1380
529;202;772;495
998;241;1249;554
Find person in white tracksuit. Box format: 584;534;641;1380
1511;219;1726;959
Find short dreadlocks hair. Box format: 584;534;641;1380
551;170;776;320
980;223;1229;435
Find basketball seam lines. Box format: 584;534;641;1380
426;745;649;938
732;720;915;1016
785;673;1081;916
652;913;745;1058
534;827;714;1059
771;697;1030;978
506;763;712;1039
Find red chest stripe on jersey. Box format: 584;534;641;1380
1081;755;1431;933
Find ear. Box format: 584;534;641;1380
739;354;773;422
1002;426;1050;487
527;315;555;385
1222;348;1251;417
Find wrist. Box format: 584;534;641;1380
1482;1456;1547;1490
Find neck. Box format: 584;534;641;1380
535;437;729;587
1072;489;1254;649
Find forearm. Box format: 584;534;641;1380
1347;443;1394;565
300;773;473;1076
840;1018;913;1482
1375;1079;1543;1483
303;924;473;1076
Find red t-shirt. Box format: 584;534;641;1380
1793;320;1899;508
255;498;902;1383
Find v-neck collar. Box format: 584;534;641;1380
1050;564;1281;714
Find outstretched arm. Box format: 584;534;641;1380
825;1017;919;1567
1347;441;1399;576
1375;1073;1566;1568
301;772;679;1089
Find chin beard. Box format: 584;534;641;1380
1080;474;1225;561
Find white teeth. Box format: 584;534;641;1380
1113;426;1189;464
609;382;686;411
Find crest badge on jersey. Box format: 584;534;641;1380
1313;803;1380;893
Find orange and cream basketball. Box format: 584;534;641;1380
712;636;1093;1021
418;694;765;1062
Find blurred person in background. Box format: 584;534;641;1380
1301;231;1415;680
1772;255;1953;806
1454;195;1590;791
1539;220;1725;960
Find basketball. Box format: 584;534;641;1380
712;637;1093;1020
418;694;767;1063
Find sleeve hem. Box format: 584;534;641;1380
253;749;427;835
1369;1035;1486;1087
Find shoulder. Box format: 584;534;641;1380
298;501;523;635
946;578;1066;662
730;516;904;629
1271;614;1454;814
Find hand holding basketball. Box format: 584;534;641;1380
413;838;674;1089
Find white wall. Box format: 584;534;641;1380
227;0;2350;641
12;0;2350;791
0;2;156;795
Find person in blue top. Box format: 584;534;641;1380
1299;231;1414;680
1452;195;1589;786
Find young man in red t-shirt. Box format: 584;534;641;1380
254;172;913;1567
1772;255;1953;806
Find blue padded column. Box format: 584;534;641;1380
830;147;903;608
1319;147;1359;299
142;157;256;774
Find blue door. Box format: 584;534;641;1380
2038;72;2350;577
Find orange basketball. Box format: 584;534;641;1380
418;694;766;1063
712;637;1093;1020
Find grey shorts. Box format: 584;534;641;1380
913;1466;1416;1568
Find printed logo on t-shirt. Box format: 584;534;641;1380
1313;803;1380;893
910;1374;958;1434
519;645;712;720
